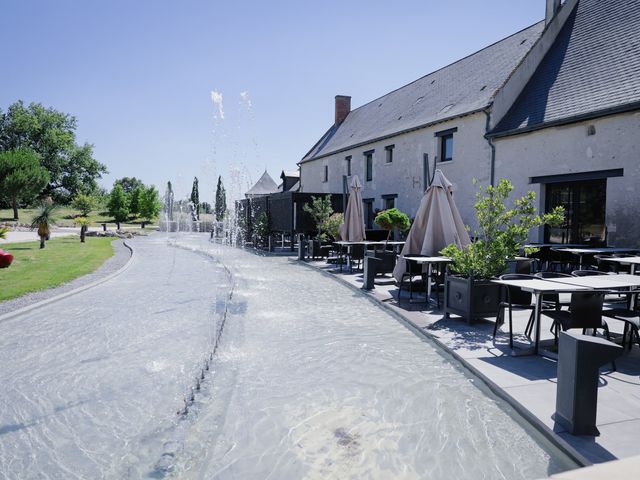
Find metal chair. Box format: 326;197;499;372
398;257;426;303
541;292;613;355
603;289;640;350
493;274;536;348
571;270;610;276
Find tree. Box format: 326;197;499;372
114;176;144;195
200;202;212;214
0;148;50;220
374;208;410;243
129;185;143;216
0;101;107;203
30;203;58;249
214;175;227;221
107;184;130;229
190;177;200;217
303;195;333;240
72;193;96;217
139;185;161;226
75;217;90;243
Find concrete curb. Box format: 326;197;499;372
295;258;591;469
0;240;134;324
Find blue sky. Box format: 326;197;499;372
0;0;544;202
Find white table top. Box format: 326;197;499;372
603;256;640;265
492;278;589;293
334;240;405;246
402;255;452;263
552;247;638;254
546;274;640;289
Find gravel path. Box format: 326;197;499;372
0;238;133;316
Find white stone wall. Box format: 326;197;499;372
299;112;491;227
493;110;640;246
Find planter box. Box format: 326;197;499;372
365;250;396;274
444;274;501;324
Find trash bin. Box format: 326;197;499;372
555;331;622;436
363;256;381;290
297;238;308;261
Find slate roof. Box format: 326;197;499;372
245;171;278;197
492;0;640;135
301;21;545;163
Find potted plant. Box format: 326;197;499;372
30;203;58;249
441;179;564;323
0;227;13;268
303;195;333;259
372;208;411;273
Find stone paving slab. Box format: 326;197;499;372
304;259;640;465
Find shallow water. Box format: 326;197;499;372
0;234;576;479
169;235;576;479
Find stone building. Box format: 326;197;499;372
298;0;640;245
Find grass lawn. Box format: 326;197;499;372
0;207;159;229
0;236;117;302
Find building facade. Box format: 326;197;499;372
298;0;640;245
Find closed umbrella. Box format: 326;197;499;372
393;170;470;281
339;175;366;241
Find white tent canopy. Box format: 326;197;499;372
393;170;470;281
339;175;366;242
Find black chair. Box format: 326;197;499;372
547;249;576;273
603;289;640;350
398;257;426;303
541;292;613;361
571;270;610;276
348;244;365;271
493;274;536;348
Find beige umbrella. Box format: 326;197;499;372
393;170;470;281
339;175;366;241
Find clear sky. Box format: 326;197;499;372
0;0;544;202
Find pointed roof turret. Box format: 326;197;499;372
245;170;278;198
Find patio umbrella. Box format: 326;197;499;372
339;175;366;241
393;169;470;281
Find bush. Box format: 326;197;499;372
374;208;410;241
72;193;96;216
441;179;564;279
321;213;343;240
303;195;333;240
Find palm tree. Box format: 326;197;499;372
30;203;58;249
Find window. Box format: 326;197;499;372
345;155;352;176
435;128;457;162
363;198;375;229
323;165;328;183
545;179;607;245
382;194;396;210
385;145;394;163
364;150;374;181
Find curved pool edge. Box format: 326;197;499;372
295;258;591;471
0;239;135;324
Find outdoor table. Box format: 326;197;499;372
551;274;640;310
402;256;451;304
492;278;589;356
334;241;407;272
603;256;640;275
552;247;638;269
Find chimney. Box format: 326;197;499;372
545;0;561;25
335;95;351;125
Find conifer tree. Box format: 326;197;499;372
214;175;227;221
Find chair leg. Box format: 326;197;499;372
493;305;504;338
525;310;535;337
509;308;516;347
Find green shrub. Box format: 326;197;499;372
441;179;564;279
374;208;410;241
